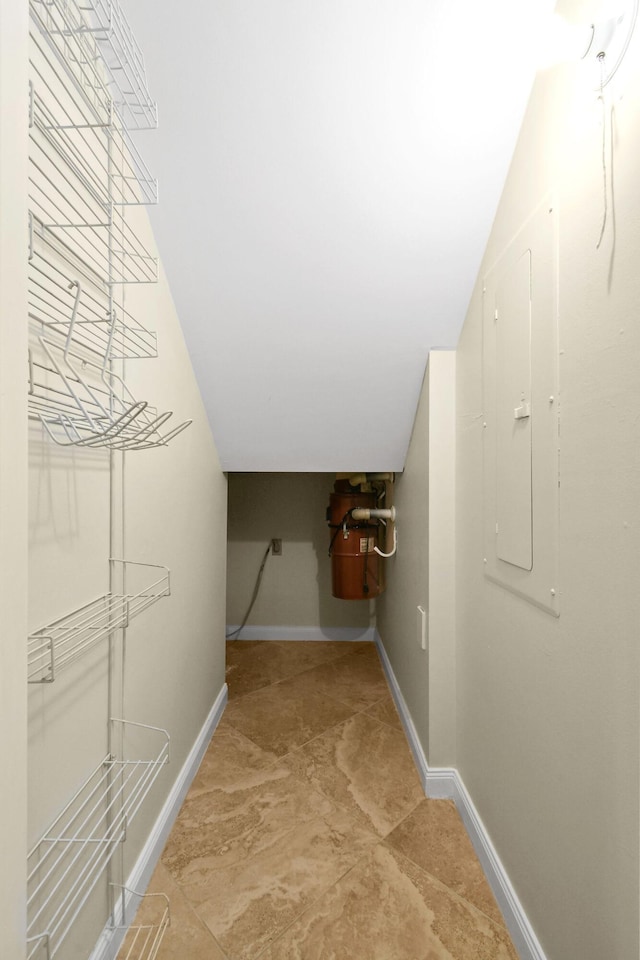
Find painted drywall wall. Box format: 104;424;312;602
26;203;227;959
376;362;430;748
116;207;228;888
376;351;456;766
226;473;371;635
455;7;640;958
0;4;28;958
427;352;456;766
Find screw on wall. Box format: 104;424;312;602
271;539;282;556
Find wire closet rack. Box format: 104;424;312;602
28;560;170;683
26;720;170;960
28;0;192;450
29;333;191;450
27;1;182;957
29;214;158;361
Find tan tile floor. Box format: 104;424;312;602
122;640;518;960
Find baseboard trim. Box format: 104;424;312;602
88;683;228;960
374;633;431;791
374;631;548;960
226;625;376;642
449;774;549;960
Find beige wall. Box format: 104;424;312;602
376;364;430;747
0;3;28;957
376;351;456;765
227;473;371;634
427;352;456;766
117;213;228;884
455;12;640;959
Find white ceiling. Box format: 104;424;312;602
125;0;553;472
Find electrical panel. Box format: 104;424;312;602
482;201;559;616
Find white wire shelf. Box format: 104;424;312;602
28;139;159;286
112;888;170;960
28;335;192;450
27;720;170;960
79;0;158;130
30;0;113;129
29;13;159;287
30;0;157;132
28;560;170;684
30;82;158;208
29;214;158;361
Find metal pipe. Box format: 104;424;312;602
350;507;396;522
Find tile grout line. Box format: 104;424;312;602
224;653;395;749
225;642;383;704
251;846;377;960
379;838;514;935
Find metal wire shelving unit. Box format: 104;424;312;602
26;721;170;960
27;0;183;956
28;0;191;447
28;560;170;683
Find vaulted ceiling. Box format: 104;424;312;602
126;0;553;471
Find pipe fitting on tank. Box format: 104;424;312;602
349;506;397;557
350;506;396;522
348;472;394;487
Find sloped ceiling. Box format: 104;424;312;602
125;0;553;471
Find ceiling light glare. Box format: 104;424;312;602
582;0;638;85
539;0;638;83
539;13;593;69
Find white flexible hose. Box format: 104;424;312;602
374;524;398;558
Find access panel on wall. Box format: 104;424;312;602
482;200;559;616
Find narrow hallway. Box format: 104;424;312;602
125;640;517;959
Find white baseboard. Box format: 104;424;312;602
374;632;548;960
226;624;376;642
88;683;228;960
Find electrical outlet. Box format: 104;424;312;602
271;539;282;556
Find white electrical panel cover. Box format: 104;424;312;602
482;201;559;615
495;249;533;571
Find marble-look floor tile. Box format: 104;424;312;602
223;676;354;756
385;798;505;926
225;640;363;698
266;640;373;666
284;650;389;712
282;712;424;837
363;694;403;730
161;764;376;960
117;862;227;960
258;844;518;960
187;721;278;798
348;640;380;659
226;640;282;699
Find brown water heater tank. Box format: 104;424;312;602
327;480;383;600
